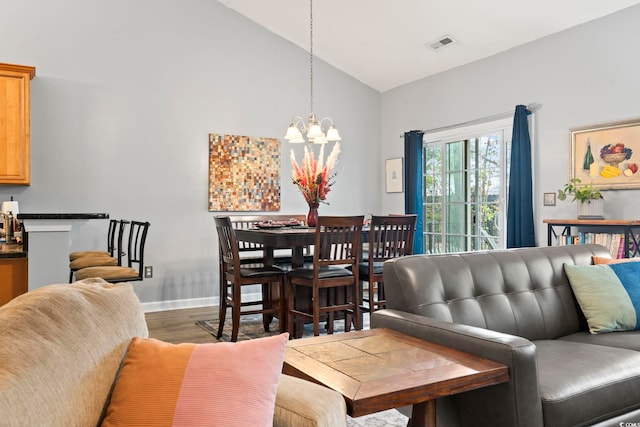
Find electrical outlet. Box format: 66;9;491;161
144;266;153;278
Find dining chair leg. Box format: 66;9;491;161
230;282;241;342
378;281;385;310
369;281;376;314
327;288;335;334
313;285;320;337
278;278;286;333
354;283;362;331
262;282;270;332
344;286;352;333
216;280;228;339
287;279;295;338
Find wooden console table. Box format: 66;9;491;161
543;219;640;258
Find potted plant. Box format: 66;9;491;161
557;178;604;219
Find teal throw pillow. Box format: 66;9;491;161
608;262;640;329
564;263;639;334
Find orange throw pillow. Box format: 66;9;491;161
101;333;288;427
592;256;640;265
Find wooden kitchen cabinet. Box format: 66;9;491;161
0;257;28;306
0;63;35;185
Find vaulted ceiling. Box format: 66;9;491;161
217;0;640;92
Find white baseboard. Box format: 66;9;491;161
141;292;262;313
141;297;215;313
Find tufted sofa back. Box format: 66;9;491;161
383;244;610;341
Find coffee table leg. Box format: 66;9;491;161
407;400;436;427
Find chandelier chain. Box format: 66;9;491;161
309;0;314;113
284;0;340;144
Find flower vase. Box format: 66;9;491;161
307;203;319;227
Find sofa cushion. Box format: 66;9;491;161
535;340;640;427
559;330;640;352
0;279;147;427
564;263;640;333
101;333;288;427
275;374;348;427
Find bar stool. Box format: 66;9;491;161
75;221;150;283
68;219;129;283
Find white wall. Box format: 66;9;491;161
0;0;380;308
381;4;640;247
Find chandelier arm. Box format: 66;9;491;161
292;115;307;132
318;117;335;130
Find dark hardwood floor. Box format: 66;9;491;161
145;306;218;344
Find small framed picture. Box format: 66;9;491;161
385;157;403;193
543;192;556;206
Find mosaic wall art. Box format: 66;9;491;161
208;133;281;211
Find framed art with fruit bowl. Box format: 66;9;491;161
570;118;640;190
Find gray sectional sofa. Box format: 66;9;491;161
371;244;640;427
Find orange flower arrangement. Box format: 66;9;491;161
290;143;341;205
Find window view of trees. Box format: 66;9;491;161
423;128;510;254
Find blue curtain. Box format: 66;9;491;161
404;131;424;254
507;105;536;248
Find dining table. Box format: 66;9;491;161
234;223;369;337
234;223;370;268
234;225;317;268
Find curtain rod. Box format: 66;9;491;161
400;103;541;137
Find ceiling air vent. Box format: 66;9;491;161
430;35;456;50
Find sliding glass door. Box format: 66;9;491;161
423;119;511;254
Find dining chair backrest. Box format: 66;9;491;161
214;216;240;271
313;216;365;272
69;218;128;262
105;219;118;257
123;221;150;273
113;219;130;264
368;214;417;262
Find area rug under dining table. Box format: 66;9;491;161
196;314;409;426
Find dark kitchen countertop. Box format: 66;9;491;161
0;244;26;259
17;213;109;220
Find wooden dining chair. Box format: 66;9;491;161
214;216;286;342
68;219;130;283
74;221;150;283
359;214;416;314
287;215;364;337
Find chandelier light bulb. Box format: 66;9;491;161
285;124;305;143
326;125;341;142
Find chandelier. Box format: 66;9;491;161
284;0;341;144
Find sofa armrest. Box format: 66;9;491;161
274;374;347;427
371;309;543;427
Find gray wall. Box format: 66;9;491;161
381;4;640;247
4;1;637;309
0;0;380;309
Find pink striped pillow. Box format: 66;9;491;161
101;333;288;427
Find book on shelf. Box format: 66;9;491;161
555;232;637;259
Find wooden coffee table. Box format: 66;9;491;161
283;328;509;427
